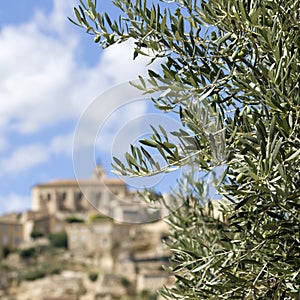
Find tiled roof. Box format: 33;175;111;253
34;178;125;188
0;213;22;224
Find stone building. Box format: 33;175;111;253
32;166;125;214
0;166;173;298
32;165;153;222
0;165;164;251
0;213;23;250
0;210;66;253
21;210;65;242
66;217;171;289
66;218;115;272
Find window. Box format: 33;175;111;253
14;237;21;245
91;192;101;208
58;192;67;211
123;210;140;222
2;235;8;246
75;192;83;211
75;192;82;202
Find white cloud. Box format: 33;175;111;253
1;144;50;175
0;20;78;133
0;132;75;176
0;0;151;135
100;39;150;82
0;194;31;213
36;0;75;35
50;132;74;156
0;0;157;180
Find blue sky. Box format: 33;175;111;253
0;0;167;214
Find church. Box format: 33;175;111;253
32;165;160;223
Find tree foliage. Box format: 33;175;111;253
49;232;68;249
71;0;300;298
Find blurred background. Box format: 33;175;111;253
0;3;173;298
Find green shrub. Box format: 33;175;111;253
88;272;98;282
48;263;62;275
19;247;36;259
65;215;85;223
21;263;62;281
140;290;157;300
120;277;131;288
22;268;45;281
49;232;68;248
0;262;9;270
30;230;45;239
89;213;112;223
1;246;10;258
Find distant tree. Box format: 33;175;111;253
65;215;85;223
19;247;36;260
139;289;158;300
71;0;300;298
49;232;68;249
88;213;112;223
1;246;11;259
88;272;98;282
21;267;45;281
30;229;45;239
21;263;62;281
120;277;131;288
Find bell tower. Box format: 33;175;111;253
92;165;106;180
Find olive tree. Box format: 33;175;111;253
70;0;300;298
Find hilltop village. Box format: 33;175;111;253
0;166;173;300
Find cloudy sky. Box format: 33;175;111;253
0;0;166;214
